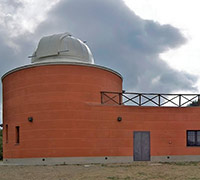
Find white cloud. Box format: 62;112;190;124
0;0;198;100
0;0;60;37
124;0;200;89
38;0;196;93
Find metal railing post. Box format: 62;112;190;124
119;92;122;105
139;94;141;106
179;95;181;107
158;94;161;106
101;92;104;104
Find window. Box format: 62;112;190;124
16;126;20;144
6;125;8;143
187;130;200;146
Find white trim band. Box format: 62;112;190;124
1;61;123;80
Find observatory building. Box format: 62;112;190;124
2;33;200;165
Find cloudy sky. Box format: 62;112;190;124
0;0;200;123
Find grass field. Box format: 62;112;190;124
1;162;200;180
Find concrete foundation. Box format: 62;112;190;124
4;155;200;165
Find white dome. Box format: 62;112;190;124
31;33;94;64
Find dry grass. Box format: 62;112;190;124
1;162;200;180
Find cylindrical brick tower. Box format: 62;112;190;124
2;33;122;164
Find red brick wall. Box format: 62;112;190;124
2;64;122;158
3;64;200;159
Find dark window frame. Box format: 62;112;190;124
187;130;200;147
5;124;8;143
16;126;20;144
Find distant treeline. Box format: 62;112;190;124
188;100;199;107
